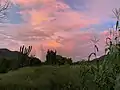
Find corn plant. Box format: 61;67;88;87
93;8;120;89
103;22;120;68
86;8;120;90
113;8;120;30
88;35;99;72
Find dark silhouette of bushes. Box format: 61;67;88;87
0;46;73;73
29;55;42;66
0;45;42;73
18;45;41;68
0;58;10;73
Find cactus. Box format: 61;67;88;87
19;45;32;67
20;45;32;56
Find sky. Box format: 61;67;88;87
0;0;119;61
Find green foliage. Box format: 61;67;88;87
0;59;10;73
0;66;96;90
46;50;57;65
29;55;41;66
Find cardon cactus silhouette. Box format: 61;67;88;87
19;45;32;67
20;45;32;56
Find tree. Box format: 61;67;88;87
46;49;57;65
0;0;10;22
66;58;72;65
45;50;73;65
0;0;11;73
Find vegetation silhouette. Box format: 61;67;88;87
45;49;72;65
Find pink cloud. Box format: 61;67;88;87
15;0;55;7
13;0;100;61
2;0;111;61
0;23;108;61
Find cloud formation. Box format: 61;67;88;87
1;0;118;61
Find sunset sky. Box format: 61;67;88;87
0;0;119;61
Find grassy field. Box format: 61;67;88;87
0;65;98;90
0;63;119;90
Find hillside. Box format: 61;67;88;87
0;48;106;63
0;49;20;60
0;65;98;90
0;48;41;73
